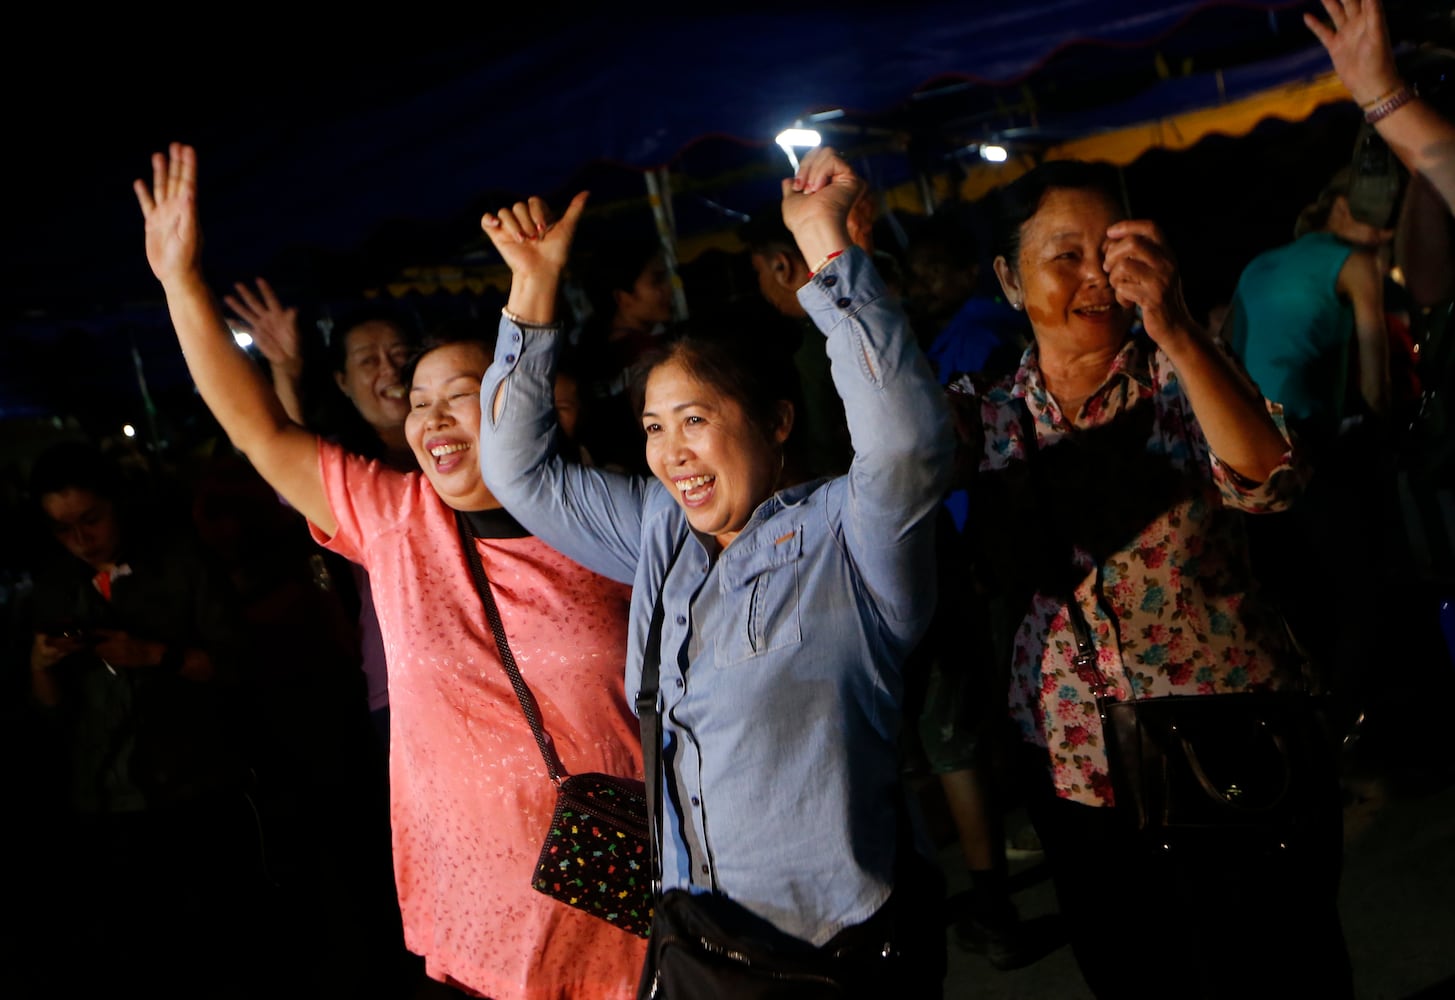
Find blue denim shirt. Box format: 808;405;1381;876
479;247;954;944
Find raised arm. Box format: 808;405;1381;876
780;146;861;281
1395;170;1455;307
223;277;307;426
1338;245;1392;419
1103;219;1291;482
134;144;334;533
1306;0;1455;214
477;193;650;582
785;148;955;620
483;193;587;327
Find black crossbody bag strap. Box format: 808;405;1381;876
455;511;566;783
636;533;688;895
1013;399;1117;696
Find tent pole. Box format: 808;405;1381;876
644;168;690;322
915;171;938;216
129;334;162;451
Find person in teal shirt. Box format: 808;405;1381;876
1224;165;1392;457
1225;164;1398;748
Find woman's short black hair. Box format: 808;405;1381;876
30;440;122;504
627;317;800;449
399;316;496;389
990;159;1127;265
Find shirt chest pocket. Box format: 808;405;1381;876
715;527;804;667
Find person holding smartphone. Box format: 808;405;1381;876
22;438;258;996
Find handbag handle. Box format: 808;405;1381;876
1178;720;1294;811
456;511;568;783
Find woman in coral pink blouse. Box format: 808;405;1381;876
135;142;645;999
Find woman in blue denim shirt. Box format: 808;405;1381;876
478;147;955;997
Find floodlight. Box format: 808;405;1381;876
776;128;822;148
980;144;1008;163
775;128;822;171
122;424;136;438
232;329;255;349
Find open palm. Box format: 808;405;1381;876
225;278;301;370
133;142;203;285
1304;0;1400;105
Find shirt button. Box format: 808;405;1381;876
504;353;516;364
511;331;520;342
821;274;838;288
835;297;853;309
675;615;686;625
675;678;684;689
701;864;710;875
690;796;700;806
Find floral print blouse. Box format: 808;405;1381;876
947;334;1307;807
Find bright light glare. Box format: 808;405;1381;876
980;144;1008;163
775;129;822;172
232;330;255;349
775;128;822;149
122;424;136;438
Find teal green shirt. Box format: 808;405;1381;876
1226;231;1354;437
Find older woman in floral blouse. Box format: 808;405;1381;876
946;159;1351;1000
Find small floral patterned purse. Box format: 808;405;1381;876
533;772;652;937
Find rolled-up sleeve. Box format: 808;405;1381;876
1209;398;1304;514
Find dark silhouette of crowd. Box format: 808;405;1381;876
2;3;1453;997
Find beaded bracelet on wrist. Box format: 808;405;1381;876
808;248;846;278
1360;84;1403;110
1364;85;1416;124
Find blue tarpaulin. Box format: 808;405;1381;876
2;0;1381;424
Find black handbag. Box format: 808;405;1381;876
1063;584;1340;848
456;512;653;938
644;889;849;999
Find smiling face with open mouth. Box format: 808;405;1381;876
997;186;1133;350
642;357;790;551
337;320;413;434
404;341;498;512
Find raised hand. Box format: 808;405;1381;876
30;632;84;675
1304;0;1403;106
481;192;590;282
224;277;302;376
780;146;866;267
482;192;590;325
1102;220;1198;348
134;142;203;287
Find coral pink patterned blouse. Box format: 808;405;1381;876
313;441;646;998
949;335;1307;808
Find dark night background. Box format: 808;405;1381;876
3;2;1449;453
2;8;1455;998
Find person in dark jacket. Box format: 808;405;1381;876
22;439;261;997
